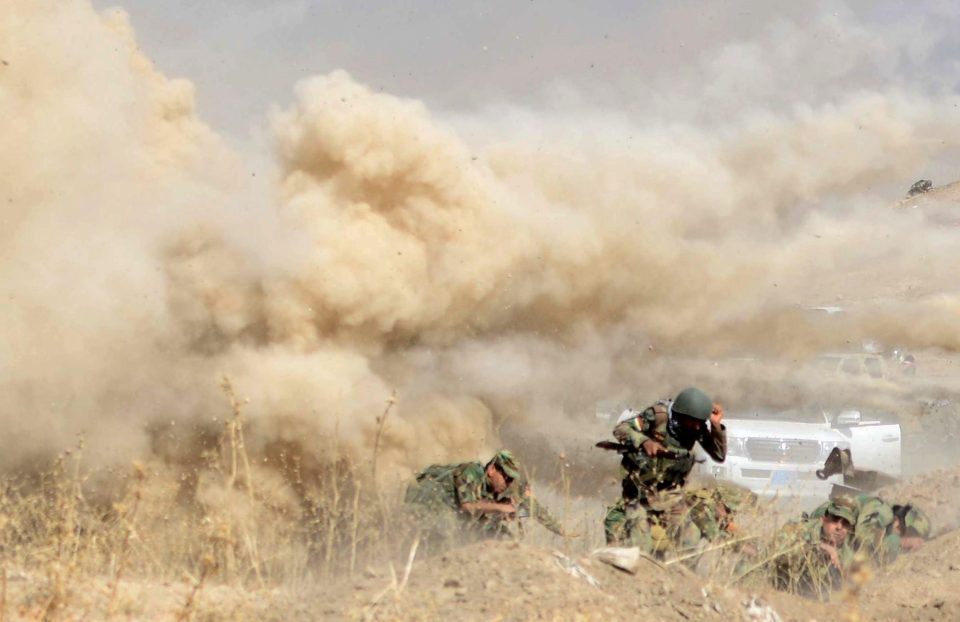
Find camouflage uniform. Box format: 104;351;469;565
810;494;900;563
604;399;726;554
404;450;564;546
684;483;758;545
772;498;858;600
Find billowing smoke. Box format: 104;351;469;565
3;0;960;485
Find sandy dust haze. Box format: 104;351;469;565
4;0;960;486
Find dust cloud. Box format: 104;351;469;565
3;0;960;485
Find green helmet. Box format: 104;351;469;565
672;387;713;421
488;449;521;480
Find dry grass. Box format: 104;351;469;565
0;455;862;619
0;382;424;620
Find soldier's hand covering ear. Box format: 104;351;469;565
710;403;725;428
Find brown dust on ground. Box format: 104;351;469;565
304;460;960;621
317;539;744;621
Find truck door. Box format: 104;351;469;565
841;423;901;477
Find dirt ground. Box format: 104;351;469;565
859;528;960;621
10;530;956;621
313;531;960;622
306;461;960;621
5;464;957;621
309;532;960;622
317;539;746;621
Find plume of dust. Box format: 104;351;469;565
5;1;960;497
0;1;243;470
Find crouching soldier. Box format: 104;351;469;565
771;497;858;600
404;449;564;550
601;387;726;556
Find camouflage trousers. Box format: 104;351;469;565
603;496;703;557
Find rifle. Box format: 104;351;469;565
594;440;690;461
595;440;634;453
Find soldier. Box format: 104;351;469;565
404;449;564;548
809;495;932;563
601;387;726;555
772;497;858;600
809;494;892;562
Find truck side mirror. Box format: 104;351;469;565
834;411;861;426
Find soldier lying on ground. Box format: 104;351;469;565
813;446;932;563
599;387;726;556
770;497;858;600
809;495;932;564
404;449;565;550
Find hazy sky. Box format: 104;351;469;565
92;1;960;142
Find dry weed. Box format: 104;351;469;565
0;381;422;619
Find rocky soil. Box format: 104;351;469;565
315;463;960;621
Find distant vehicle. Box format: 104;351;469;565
805;305;846;317
696;406;901;500
815;352;889;380
907;179;933;197
895;179;960;226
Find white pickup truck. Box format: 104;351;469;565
696;407;901;500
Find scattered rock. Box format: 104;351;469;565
593;545;646;574
743;596;782;622
553;551;600;588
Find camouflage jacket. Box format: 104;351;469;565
612;401;726;503
405;462;564;535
